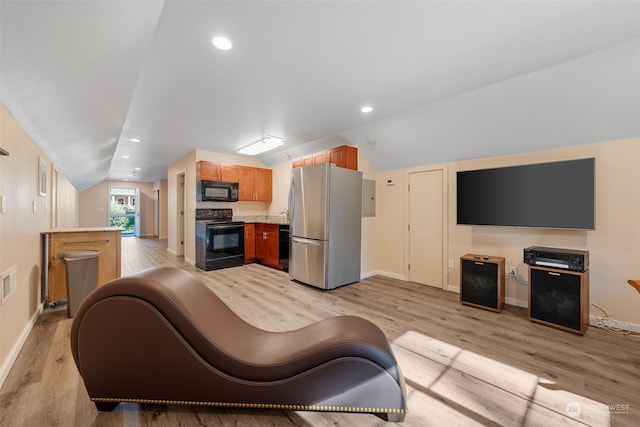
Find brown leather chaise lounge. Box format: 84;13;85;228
70;267;407;422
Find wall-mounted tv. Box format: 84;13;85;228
456;158;595;230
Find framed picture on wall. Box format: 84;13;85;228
39;156;47;196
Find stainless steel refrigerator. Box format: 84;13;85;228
288;163;362;289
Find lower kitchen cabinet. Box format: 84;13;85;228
255;223;280;268
244;223;256;263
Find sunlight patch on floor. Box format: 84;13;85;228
391;330;610;426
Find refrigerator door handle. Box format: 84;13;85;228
291;237;321;246
288;172;295;225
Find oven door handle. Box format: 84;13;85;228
208;224;243;231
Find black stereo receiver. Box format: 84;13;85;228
523;246;589;272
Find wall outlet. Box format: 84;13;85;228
33;200;37;213
448;259;455;269
0;195;6;214
509;266;517;276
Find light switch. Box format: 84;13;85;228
33;200;37;213
0;196;6;214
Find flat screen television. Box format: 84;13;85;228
456;158;595;230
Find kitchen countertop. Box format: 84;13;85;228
234;215;289;225
42;227;124;234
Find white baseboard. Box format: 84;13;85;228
166;247;177;255
446;285;459;293
361;270;406;281
505;297;528;309
0;303;44;389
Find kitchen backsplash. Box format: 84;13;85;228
233;215;289;225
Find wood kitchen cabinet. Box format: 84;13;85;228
292;156;309;168
244;223;256;263
238;166;272;201
42;228;122;303
328;145;358;170
197;161;238;182
255;223;279;268
292;145;358;170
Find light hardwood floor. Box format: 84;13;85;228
1;237;639;426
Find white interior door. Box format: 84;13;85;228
177;172;185;256
153;189;159;237
134;187;141;237
408;169;444;288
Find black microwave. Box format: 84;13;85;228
199;180;239;202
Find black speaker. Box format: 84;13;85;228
529;266;589;334
460;255;505;312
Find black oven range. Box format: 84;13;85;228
195;208;245;271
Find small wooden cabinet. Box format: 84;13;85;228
460;254;505;312
238;166;272;201
255;223;280;267
43;228;122;303
197;161;238;182
292;145;358;170
244;223;256;263
529;266;589;335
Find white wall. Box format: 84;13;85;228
0;104;79;387
79;180;156;236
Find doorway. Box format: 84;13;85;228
408;169;444;288
109;187;138;236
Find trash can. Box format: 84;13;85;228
60;250;101;317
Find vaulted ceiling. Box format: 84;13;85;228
2;1;639;191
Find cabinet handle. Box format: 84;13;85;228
63;239;110;245
547;272;561;276
474;262;484;266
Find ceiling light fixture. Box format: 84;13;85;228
237;135;285;156
121;155;130;159
129;138;141;143
212;36;232;50
361;105;373;113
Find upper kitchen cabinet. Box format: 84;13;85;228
197;161;239;182
292;145;357;170
328;145;357;170
238;166;272;202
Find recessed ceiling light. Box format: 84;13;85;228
129;138;141;143
361;105;373;113
212;36;232;50
121;155;130;159
134;167;141;171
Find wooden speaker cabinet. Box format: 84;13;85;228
528;266;589;335
460;254;505;312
